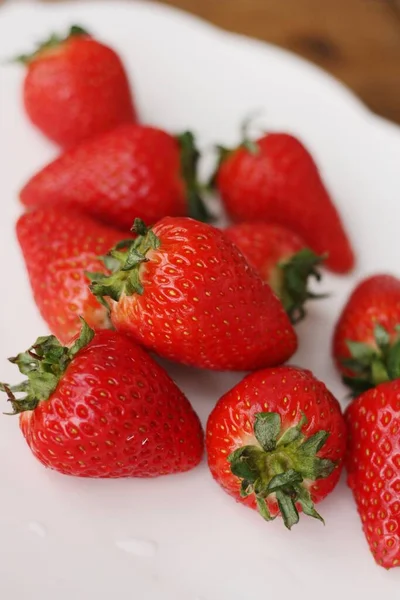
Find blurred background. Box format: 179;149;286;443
5;0;400;123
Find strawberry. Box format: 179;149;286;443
345;380;400;568
88;217;298;371
333;274;400;394
16;206;126;343
18;25;136;148
213;132;354;273
206;366;346;528
20;125;209;229
0;322;204;477
224;222;325;323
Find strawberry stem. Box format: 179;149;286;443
0;319;94;414
228;412;335;529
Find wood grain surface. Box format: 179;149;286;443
29;0;400;123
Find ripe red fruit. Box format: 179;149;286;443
224;222;325;322
0;323;204;478
333;274;400;394
20;125;209;229
214;133;354;273
16;206;125;343
346;380;400;569
206;366;346;528
89;217;297;371
19;25;136;148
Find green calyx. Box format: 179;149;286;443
0;319;94;414
14;24;89;64
177;131;212;222
228;412;335;529
342;323;400;396
207;145;232;190
277;248;327;324
88;218;160;306
208;115;261;190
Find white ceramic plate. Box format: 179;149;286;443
1;2;400;598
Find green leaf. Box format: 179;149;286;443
340;357;369;375
240;480;253;498
374;323;390;350
313;458;336;480
275;490;299;530
122;247;147;271
9;352;39;376
267;469;303;493
147;230;161;250
299;430;329;456
207;145;232;190
255;497;275;521
176;131;212;222
88;221;160;306
242;139;260;155
132;218;149;236
295;485;324;524
0;321;94;415
29;371;59;401
342;375;373;397
386;338;400;380
345;340;376;364
278;248;327;324
254;412;281;452
277;413;307;448
240;112;262;155
84;270;106;283
370;359;390;385
69;25;90;37
69;319;95;359
228;446;262;483
12;24;89;64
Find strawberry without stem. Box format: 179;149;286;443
0;323;204;478
214;133;354;273
333;274;400;394
206;366;346;528
16;206;126;343
89;217;297;371
19;25;137;148
20;125;209;229
224;222;325;323
346;380;400;568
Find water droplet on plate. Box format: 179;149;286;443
28;522;46;538
115;537;158;557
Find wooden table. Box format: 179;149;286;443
41;0;400;124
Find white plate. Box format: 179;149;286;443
1;2;399;598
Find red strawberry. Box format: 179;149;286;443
206;366;346;528
224;222;325;322
333;274;400;394
89;217;298;371
214;133;354;273
0;322;204;477
18;25;136;148
20;125;209;229
16;206;126;343
346;380;400;568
